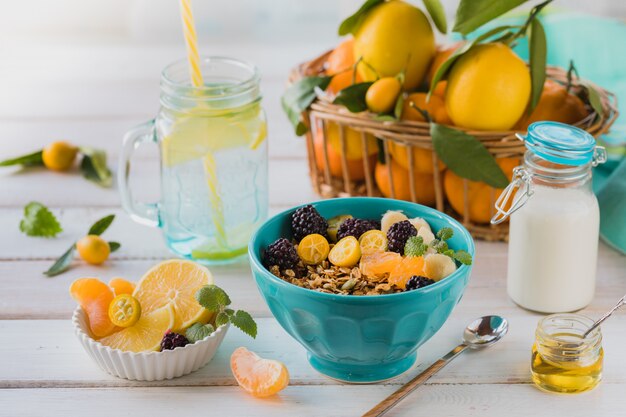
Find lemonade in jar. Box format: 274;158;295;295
120;57;268;263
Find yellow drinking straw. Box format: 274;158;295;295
178;0;228;250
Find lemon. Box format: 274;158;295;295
133;259;214;332
354;0;435;90
445;43;531;131
108;294;141;328
358;230;388;254
328;236;362;267
297;234;330;265
99;304;175;352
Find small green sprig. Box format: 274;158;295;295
20;202;62;238
404;227;473;266
44;214;120;277
194;285;257;339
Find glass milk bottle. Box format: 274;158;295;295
492;122;607;313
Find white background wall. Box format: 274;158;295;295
0;0;624;46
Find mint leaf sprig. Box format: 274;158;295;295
44;214;119;277
20;202;63;238
404;227;473;266
194;285;257;339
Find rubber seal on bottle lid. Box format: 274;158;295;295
518;121;600;167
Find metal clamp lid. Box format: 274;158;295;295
490;167;534;225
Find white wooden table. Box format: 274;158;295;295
1;42;625;417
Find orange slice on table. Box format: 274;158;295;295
133;259;214;332
99;303;175;352
70;278;117;338
231;347;290;397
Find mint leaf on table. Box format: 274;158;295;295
230;310;258;339
79;147;112;187
196;285;232;312
88;214;115;236
20;202;63;238
44;245;75;277
185;322;215;343
0;150;44;167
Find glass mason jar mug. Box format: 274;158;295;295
492;122;606;313
119;57;268;264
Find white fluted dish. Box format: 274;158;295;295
72;307;228;381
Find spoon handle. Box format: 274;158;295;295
362;343;468;417
583;295;626;338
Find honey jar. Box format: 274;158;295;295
531;313;603;394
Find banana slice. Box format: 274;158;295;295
381;210;408;234
424;253;457;281
417;226;436;245
409;217;430;232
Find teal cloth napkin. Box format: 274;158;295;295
461;10;626;254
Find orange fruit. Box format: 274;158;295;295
401;92;452;125
374;159;437;205
444;157;520;224
297;234;330;265
389;256;426;288
133;259;214;332
388;141;445;174
446;43;531;131
108;294;141;328
360;251;402;276
70;278;117;338
231;347;290;397
515;79;589;130
326;38;362;95
432;81;447;97
366;77;402;114
313;122;377;181
42;141;78;171
109;277;136;296
426;42;464;84
76;235;111;265
99;304;175;352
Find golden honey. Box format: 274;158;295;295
531;314;603;394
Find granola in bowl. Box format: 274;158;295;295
262;206;473;295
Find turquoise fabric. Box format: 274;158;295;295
460;10;626;253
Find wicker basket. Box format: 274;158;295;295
291;50;618;241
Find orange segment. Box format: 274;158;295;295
231;347;289;397
133;259;213;332
70;278;117;338
389;256;426;288
359;252;402;276
109;277;136;296
99;303;175;352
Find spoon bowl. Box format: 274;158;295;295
464;315;509;348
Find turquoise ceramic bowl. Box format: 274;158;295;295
249;198;474;383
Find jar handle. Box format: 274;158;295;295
490;167;534;225
118;120;159;228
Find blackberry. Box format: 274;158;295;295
336;218;378;240
405;275;435;291
160;331;189;351
387;220;417;254
291;205;328;242
264;238;299;269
